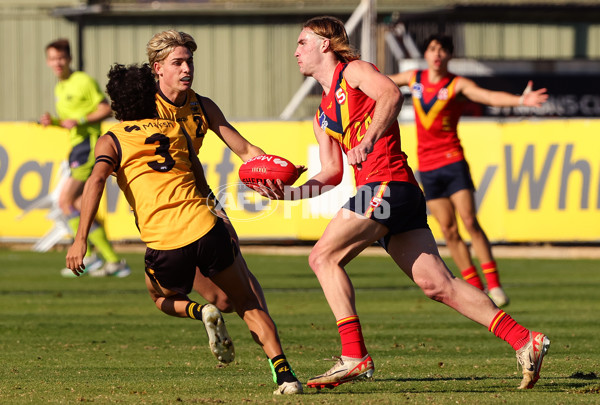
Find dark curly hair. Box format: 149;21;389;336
106;63;158;121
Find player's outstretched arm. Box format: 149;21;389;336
65;134;117;275
460;78;548;107
387;70;415;87
254;118;342;201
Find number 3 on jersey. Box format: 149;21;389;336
145;133;175;172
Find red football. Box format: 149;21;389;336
239;154;299;189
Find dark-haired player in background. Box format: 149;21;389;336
65;63;302;395
40;38;129;278
388;34;549;307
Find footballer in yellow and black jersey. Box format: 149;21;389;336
155;88;209;154
105;118;217;250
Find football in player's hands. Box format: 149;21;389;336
239;154;299;189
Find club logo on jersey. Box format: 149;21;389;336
438;87;449;100
318;110;329;131
369;196;383;209
335;88;346;105
411;83;424;99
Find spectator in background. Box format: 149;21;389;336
40;38;129;278
388;34;548;307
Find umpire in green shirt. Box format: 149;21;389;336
40;38;130;278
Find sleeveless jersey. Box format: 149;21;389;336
409;70;466;171
155;88;210;154
54;71;104;148
106;119;217;250
316;62;417;187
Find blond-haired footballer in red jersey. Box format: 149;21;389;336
390;34;548;307
317;62;417;187
258;17;549;391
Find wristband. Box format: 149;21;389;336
79;116;87;125
518;95;524;106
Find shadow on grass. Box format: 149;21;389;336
300;374;600;395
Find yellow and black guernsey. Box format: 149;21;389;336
155;88;210;154
106;118;217;250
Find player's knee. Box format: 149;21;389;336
416;276;448;302
462;216;482;234
441;223;460;242
57;198;72;215
308;247;329;274
214;297;235;313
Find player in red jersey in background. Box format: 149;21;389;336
258;16;549;391
388;34;548;307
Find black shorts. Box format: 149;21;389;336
68;138;94;182
343;181;429;250
144;218;239;295
420;160;475;201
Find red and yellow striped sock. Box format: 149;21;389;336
482;261;501;290
337;315;368;359
461;265;484;290
489;310;530;350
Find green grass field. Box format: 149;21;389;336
1;247;599;404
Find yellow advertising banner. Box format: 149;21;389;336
1;120;599;243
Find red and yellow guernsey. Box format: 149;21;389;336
409;70;466;171
316;62;417;187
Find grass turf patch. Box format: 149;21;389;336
0;248;599;404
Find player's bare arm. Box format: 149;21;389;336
387;69;416;87
344;60;404;166
65;134;117;274
459;77;548;107
201;96;265;161
256;118;342;201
